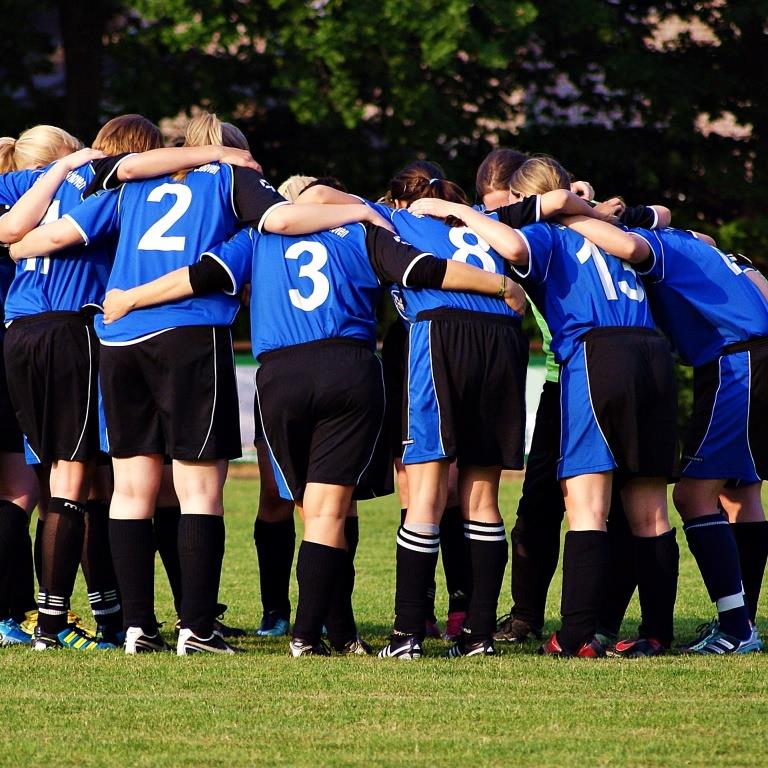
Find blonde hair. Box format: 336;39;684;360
173;112;249;180
93;114;163;156
278;175;317;202
509;156;571;197
0;125;81;172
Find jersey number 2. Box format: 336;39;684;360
137;184;193;251
285;241;330;311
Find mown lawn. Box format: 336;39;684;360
0;474;766;767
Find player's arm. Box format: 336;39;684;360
9;218;84;261
560;214;651;263
0;147;104;243
619;203;672;229
365;224;524;313
294;184;360;205
406;198;530;265
537;189;605;219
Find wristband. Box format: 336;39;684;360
497;274;507;298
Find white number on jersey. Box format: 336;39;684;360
137;184;193;252
449;227;496;272
23;200;60;275
285;241;330;311
576;239;644;302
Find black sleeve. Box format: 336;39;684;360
493;195;539;228
620;205;657;229
232;166;289;230
365;223;447;288
84;153;132;198
188;255;236;296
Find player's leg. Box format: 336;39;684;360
438;462;467;641
153;462;182;618
720;482;767;623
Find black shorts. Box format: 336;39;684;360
402;309;529;469
99;326;241;461
4;312;101;463
255;338;389;501
0;335;23;454
381;319;408;459
559;327;678;479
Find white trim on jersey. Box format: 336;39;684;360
99;327;177;346
511;228;534;279
200;251;238;295
63;214;90;246
69;325;93;460
101;153;137;190
632;232;660;279
534;194;542;222
257;200;291;234
196;327;217;459
401;252;431;288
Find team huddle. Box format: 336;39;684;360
0;111;766;659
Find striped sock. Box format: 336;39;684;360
463;519;508;640
393;524;440;636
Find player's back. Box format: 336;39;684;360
250;223;381;359
634;227;768;366
4;161;113;321
518;223;654;363
386;209;520;322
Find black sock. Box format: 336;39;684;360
81;500;122;630
178;514;225;637
393;524;440;636
0;501;28;617
38;498;86;634
558;530;610;653
8;525;36;621
254;517;295;619
441;505;468;614
154;505;183;614
109;518;156;632
326;517;360;650
599;507;638;636
34;518;44;586
684;514;751;640
731;521;768;624
463;519;508;640
401;510;438;622
293;540;346;644
634;530;679;646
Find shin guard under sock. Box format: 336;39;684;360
109;518;156;631
634;529;679;646
393;524;440;636
731;521;768;624
254;516;295;619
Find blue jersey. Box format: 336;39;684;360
0;164;112;321
206;222;430;359
371;205;521;323
514;223;653;363
67;163;244;343
633;227;768;367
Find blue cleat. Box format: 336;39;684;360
692;624;763;655
0;618;33;646
256;611;290;637
33;624;117;651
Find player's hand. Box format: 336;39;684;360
571;180;594;200
366;207;395;233
102;289;135;324
218;147;262;173
60;147;107;171
503;277;527;315
407;198;457;219
593;196;625;221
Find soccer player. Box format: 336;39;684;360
410;156;679;658
10;111;398;655
557;217;768;653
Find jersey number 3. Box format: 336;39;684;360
285;241;330;311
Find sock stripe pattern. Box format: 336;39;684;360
397;526;439;554
463;521;507;542
463;520;508;638
37;590;69;616
88;589;122;617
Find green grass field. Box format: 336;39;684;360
1;474;767;767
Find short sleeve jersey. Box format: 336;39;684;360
1;163;114;322
205;223;431;360
67;163;283;343
514;223;653;363
633;227;768;366
370;206;521;323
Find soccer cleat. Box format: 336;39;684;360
493;613;542;643
378;633;423;660
337;636;373;656
177;627;243;655
445;634;496;658
538;632;606;658
610;637;666;658
124;626;171;654
678;618;719;652
425;618;442;639
0;618;33;646
691;625;763;655
32;624;116;651
213;603;246;638
96;624;126;647
21;609;85;636
443;611;467;642
256;611;290;637
288;637;331;657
